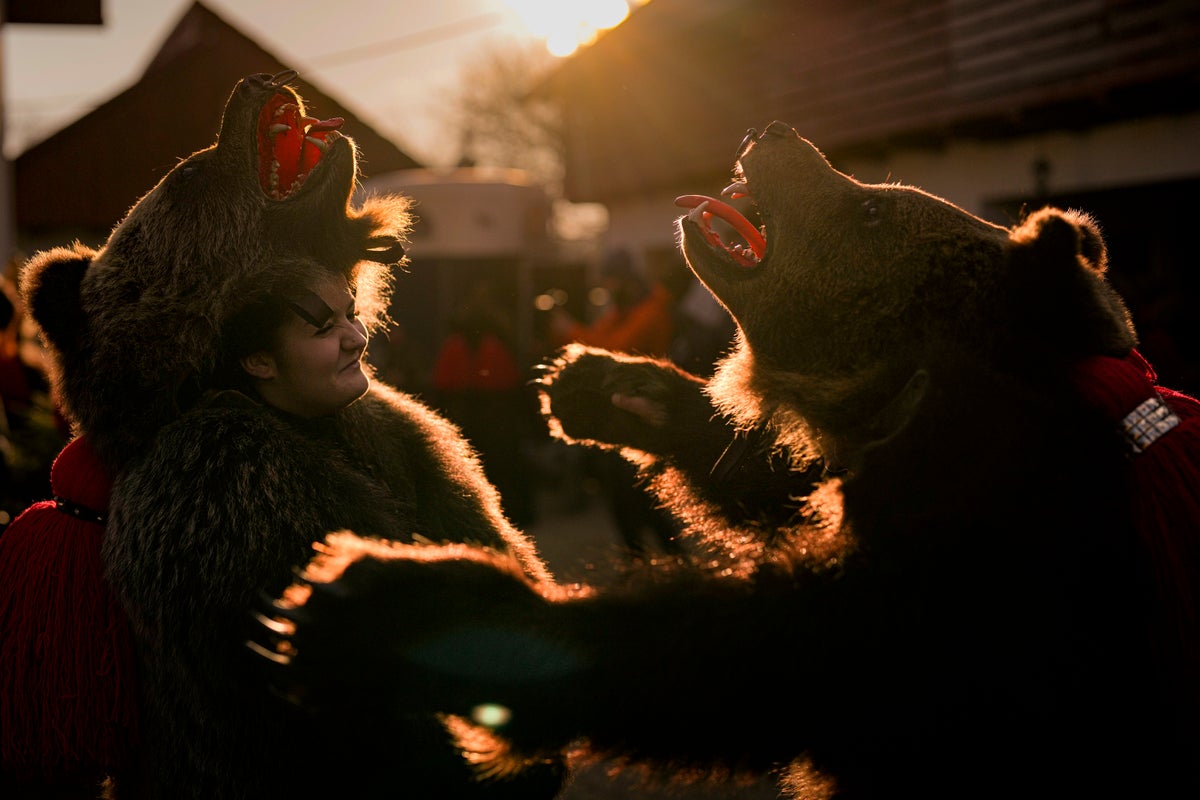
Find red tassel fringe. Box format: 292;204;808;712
1071;350;1200;707
0;436;138;784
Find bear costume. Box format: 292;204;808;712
14;72;564;798
254;122;1198;799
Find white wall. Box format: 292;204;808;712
359;167;550;259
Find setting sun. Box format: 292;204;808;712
502;0;651;57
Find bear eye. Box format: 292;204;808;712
861;199;882;226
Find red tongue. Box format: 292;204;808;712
675;195;766;258
299;115;344;176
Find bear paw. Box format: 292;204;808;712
248;533;561;719
534;343;710;454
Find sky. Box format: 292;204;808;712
1;0;642;164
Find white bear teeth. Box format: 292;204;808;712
269;123;332;153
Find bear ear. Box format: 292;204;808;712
1006;207;1135;361
1074;212;1108;275
353;194;412;266
19;243;95;353
362;235;406;265
1010;206;1107;274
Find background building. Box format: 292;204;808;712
544;0;1200;393
10;2;420;253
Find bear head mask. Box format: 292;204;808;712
20;71;410;470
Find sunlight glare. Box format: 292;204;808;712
503;0;636;57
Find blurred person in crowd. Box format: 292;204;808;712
547;249;687;560
0;257;65;530
548;249;674;357
367;318;430;394
670;274;737;379
431;277;538;527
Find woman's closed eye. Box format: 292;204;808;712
315;305;359;336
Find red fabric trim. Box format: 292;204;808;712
1071;350;1200;706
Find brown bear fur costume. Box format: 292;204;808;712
17;72;563;798
254;122;1199;798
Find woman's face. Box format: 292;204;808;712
243;275;370;418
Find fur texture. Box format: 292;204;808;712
19;73;562;798
20;72;406;472
109;386;563;797
258;123;1196;798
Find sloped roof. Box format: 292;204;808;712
549;0;1200;203
14;1;420;235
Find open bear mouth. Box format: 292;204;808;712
675;181;766;268
256;91;344;200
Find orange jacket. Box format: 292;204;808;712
556;283;674;356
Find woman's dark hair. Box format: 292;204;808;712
211;293;294;392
